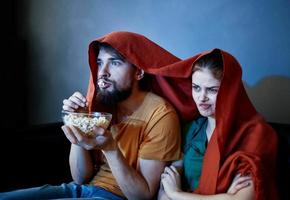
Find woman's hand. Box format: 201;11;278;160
161;165;182;198
227;173;252;194
157;183;171;200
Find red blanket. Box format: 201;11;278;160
86;31;197;121
85;32;278;199
162;49;278;199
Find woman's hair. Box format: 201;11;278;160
193;50;223;80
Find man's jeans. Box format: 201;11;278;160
0;182;125;200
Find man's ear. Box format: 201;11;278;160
136;69;144;80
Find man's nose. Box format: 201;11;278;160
98;63;110;78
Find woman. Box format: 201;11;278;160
158;49;278;200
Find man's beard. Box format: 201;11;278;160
97;82;132;107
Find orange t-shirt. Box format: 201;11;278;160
90;92;181;197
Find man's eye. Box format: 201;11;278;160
111;61;121;66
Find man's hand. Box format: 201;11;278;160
62;91;88;112
61;125;117;151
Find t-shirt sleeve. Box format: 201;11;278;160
138;108;182;161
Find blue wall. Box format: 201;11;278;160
19;0;290;124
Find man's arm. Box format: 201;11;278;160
63;124;167;199
69;144;95;184
62;125;96;184
103;148;167;200
62;91;95;184
100;108;180;199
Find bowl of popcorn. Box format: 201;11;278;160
62;110;112;136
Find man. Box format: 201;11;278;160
62;41;182;200
0;31;196;200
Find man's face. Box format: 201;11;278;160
96;47;136;106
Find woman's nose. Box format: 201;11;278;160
199;91;208;101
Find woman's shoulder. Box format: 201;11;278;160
182;116;208;150
182;116;207;141
184;116;207;132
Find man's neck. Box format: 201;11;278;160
117;89;147;120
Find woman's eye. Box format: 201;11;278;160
208;88;218;93
192;85;200;92
97;61;102;67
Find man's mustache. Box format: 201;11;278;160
97;77;113;83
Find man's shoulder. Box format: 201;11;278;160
145;92;175;111
137;92;179;122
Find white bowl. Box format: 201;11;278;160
62;110;112;136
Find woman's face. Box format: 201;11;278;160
191;68;221;118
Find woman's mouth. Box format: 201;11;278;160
199;103;211;110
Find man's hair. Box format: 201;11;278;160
97;43;125;61
193;51;223;80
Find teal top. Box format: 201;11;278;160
182;116;208;191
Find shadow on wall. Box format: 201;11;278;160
244;75;290;124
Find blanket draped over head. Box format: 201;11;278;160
86;31;197;121
159;49;278;199
85;31;277;199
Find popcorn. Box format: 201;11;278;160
63;112;111;136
